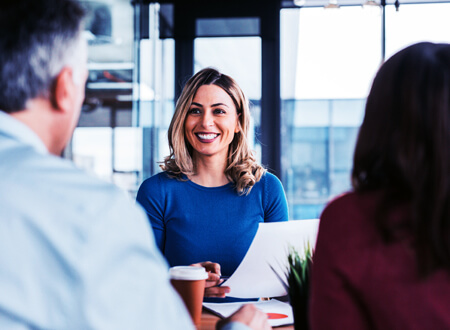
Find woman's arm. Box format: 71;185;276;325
263;172;289;222
136;175;166;253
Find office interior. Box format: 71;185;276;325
71;0;450;220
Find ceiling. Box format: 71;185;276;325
282;0;450;7
151;0;450;7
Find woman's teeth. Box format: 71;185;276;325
197;133;218;140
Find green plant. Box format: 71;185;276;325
272;243;313;330
287;243;313;330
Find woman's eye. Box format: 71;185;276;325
188;108;201;114
214;109;226;114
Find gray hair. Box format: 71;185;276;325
0;0;86;112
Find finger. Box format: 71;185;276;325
190;261;212;268
205;280;222;288
250;307;271;330
229;304;272;330
256;310;270;330
202;262;221;275
206;272;221;284
205;286;230;298
205;292;228;298
209;263;221;275
237;304;257;315
205;293;227;298
205;286;230;295
190;261;222;276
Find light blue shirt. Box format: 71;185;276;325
0;111;196;329
0;111;250;330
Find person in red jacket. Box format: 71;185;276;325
310;42;450;330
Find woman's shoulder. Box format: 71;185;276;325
259;171;281;185
252;172;285;198
322;191;381;216
137;172;189;204
323;191;357;211
258;171;284;192
244;171;285;198
322;192;360;219
319;191;383;236
138;171;182;190
141;171;167;184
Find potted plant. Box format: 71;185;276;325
273;243;313;330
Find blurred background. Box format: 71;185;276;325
68;0;450;219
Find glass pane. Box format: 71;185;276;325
196;18;260;37
137;5;175;179
293;7;381;99
72;128;112;180
113;127;143;195
385;3;450;59
72;2;175;194
84;0;134;110
70;0;136;196
194;37;262;161
71;127;143;197
281;7;381;219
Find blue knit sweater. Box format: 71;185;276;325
136;171;288;277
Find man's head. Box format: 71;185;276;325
0;0;87;154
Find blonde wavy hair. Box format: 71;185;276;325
161;67;266;195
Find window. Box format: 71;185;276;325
70;0;138;194
281;3;450;220
281;6;381;219
69;1;450;206
385;3;450;58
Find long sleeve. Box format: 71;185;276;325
263;172;289;222
136;174;166;253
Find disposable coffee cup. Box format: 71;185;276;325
169;266;208;325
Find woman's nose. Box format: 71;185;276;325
201;112;214;127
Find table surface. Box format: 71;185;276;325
199;309;294;330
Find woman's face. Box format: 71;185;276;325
184;84;240;162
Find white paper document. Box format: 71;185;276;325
223;219;320;298
203;299;294;327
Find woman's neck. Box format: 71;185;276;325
189;154;229;187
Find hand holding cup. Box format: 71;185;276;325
191;261;230;298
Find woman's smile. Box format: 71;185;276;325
195;132;220;142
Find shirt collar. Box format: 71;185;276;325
0;110;48;154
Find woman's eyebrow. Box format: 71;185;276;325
191;102;229;108
212;103;229;108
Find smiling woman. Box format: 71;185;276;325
161;67;264;194
136;67;289;301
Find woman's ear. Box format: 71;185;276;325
235;113;241;133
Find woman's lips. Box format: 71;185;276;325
195;133;219;142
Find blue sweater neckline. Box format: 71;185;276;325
181;174;234;191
